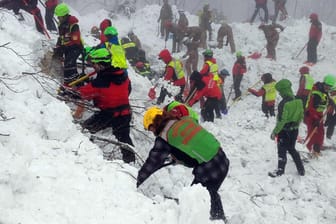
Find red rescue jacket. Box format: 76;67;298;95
188;75;222;106
45;0;58;8
309;21;322;43
232;57;247;76
79;74;131;114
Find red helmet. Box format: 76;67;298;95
299;66;310;75
99;19;112;32
158;49;172;63
309;13;318;21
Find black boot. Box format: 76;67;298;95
268;168;284;178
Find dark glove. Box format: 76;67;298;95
148;87;156;100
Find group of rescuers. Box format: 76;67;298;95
19;1;335;223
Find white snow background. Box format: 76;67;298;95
0;3;336;224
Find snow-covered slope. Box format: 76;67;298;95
0;4;335;224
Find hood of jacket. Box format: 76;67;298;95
275;79;294;97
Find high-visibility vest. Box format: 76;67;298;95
304;74;314;90
105;42;128;69
168;59;185;79
206;61;221;86
311;90;328;112
160;118;219;163
263;81;277;102
206;60;219;76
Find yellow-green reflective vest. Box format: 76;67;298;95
263;81;277;102
105;42;128;69
206;60;219;76
304;74;314;90
168;59;185;79
311;90;328;112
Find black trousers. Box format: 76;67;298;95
82;111;135;163
326;113;336;139
45;6;57;31
215;88;227;117
63;46;82;84
201;97;219;122
233;75;243;99
277;129;304;173
307;39;318;63
192;150;230;220
261;102;275;118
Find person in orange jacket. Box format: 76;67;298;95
248;73;276;118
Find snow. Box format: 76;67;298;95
0;3;336;224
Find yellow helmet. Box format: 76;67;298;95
143;106;163;130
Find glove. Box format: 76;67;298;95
270;132;277;140
148;87;156;100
